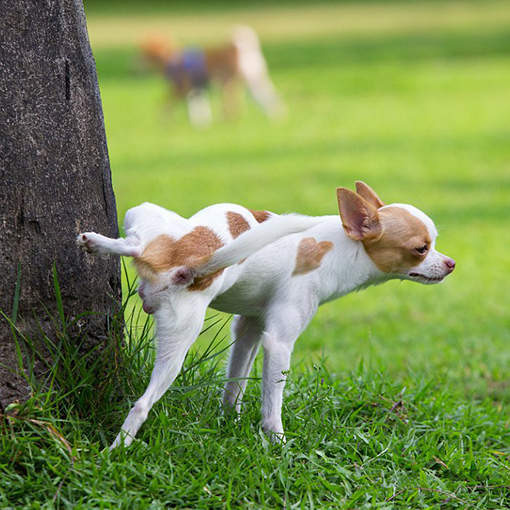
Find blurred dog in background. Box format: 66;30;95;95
139;26;284;127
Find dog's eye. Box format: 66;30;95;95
415;245;428;255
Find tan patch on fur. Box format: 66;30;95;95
363;206;431;273
337;187;382;242
355;181;385;209
250;210;271;223
226;211;251;239
292;237;334;276
140;38;179;70
205;44;239;81
133;227;224;290
189;270;225;291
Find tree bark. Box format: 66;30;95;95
0;0;121;407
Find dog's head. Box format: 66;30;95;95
138;36;180;71
337;182;455;284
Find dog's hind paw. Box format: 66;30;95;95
77;232;101;253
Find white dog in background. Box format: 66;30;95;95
77;182;455;448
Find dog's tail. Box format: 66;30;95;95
189;214;323;279
230;25;262;52
230;25;284;118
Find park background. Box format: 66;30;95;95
88;0;510;393
4;0;510;508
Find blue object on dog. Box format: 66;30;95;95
166;49;209;90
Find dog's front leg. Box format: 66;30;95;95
260;331;292;442
111;297;208;449
261;305;316;442
186;91;212;128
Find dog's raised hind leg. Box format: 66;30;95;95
77;232;142;257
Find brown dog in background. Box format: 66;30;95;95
140;26;284;127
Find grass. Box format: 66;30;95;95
3;283;510;509
3;0;510;507
4;312;510;509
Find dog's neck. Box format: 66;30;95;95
310;217;387;305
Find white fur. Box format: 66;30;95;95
186;91;213;128
232;25;285;117
77;199;453;448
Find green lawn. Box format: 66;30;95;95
3;1;510;508
97;1;510;392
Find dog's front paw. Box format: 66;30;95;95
262;422;287;444
267;430;287;445
77;232;101;253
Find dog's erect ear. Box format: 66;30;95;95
355;181;385;209
337;188;382;241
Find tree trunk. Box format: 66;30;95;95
0;0;121;407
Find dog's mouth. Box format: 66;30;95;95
139;284;169;315
408;272;445;284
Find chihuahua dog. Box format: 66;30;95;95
140;26;284;127
77;182;455;448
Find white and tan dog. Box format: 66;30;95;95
77;182;455;448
